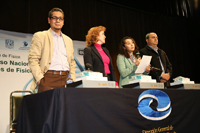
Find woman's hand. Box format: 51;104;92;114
145;64;151;72
135;58;141;66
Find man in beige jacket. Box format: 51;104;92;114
28;8;76;93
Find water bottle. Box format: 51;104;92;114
66;74;73;84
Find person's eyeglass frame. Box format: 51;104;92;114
50;16;64;21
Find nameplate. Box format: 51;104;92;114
67;80;115;88
82;80;115;88
169;83;200;89
122;82;164;89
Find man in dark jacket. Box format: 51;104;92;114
140;32;172;87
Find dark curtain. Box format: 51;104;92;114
0;0;199;83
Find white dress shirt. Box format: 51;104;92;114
48;29;69;71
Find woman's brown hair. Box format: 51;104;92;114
119;36;139;58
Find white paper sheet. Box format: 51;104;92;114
135;55;152;74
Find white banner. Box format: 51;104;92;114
0;29;85;133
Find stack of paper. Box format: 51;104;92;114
170;76;195;86
75;71;107;81
135;55;152;74
129;74;156;84
78;71;103;77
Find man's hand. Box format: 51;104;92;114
161;73;170;81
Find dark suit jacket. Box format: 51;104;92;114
140;45;172;86
83;45;117;82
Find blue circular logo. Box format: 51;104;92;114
23;41;28;46
137;90;172;121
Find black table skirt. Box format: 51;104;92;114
16;88;200;133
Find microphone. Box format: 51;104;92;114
136;51;141;59
85;63;93;71
151;67;163;73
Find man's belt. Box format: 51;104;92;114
46;70;69;75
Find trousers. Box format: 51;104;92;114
38;70;68;93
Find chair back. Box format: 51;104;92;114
10;90;32;133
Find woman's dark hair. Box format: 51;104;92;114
119;36;139;58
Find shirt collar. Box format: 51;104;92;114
148;45;158;52
51;29;62;37
129;53;135;58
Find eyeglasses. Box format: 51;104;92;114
50;16;64;21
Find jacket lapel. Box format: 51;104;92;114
158;49;166;71
91;45;104;63
62;35;71;63
146;45;157;55
102;47;111;59
47;29;54;60
146;45;164;71
127;57;133;64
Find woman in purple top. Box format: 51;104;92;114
84;26;118;87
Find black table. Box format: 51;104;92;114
16;88;200;133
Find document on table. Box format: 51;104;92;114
135;55;152;74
